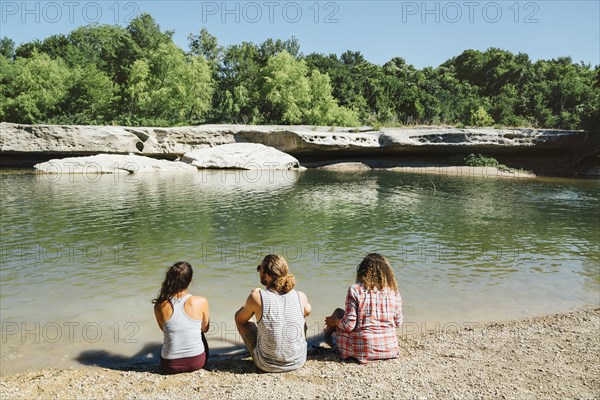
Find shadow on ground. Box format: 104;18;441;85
76;339;341;374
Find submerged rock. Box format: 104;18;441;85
318;162;372;171
34;154;196;173
182;143;302;170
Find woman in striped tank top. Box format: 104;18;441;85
153;262;210;374
235;254;312;373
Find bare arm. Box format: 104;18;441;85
394;293;403;327
154;303;167;332
201;298;210;333
298;291;311;317
235;288;261;325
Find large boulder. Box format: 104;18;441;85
34;154;196;173
182;143;302;170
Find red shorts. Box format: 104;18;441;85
160;333;209;374
160;352;206;374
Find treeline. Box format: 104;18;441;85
0;13;598;131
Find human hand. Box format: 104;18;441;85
325;316;339;328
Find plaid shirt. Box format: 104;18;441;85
334;283;403;363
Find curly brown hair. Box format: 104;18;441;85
356;253;398;291
261;254;296;293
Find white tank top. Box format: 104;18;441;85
254;289;307;372
161;294;205;359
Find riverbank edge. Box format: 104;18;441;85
1;306;598;399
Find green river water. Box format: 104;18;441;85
0;169;598;373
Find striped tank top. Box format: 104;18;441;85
254;289;307;372
161;294;205;359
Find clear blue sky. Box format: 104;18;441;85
1;0;598;68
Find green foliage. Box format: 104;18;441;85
126;42;214;125
464;154;501;167
0;37;15;59
2;51;71;123
58;65;117;124
259;51;358;126
470;106;494;127
0;15;598;130
260;51;311;124
462;153;528;173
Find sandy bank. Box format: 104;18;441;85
1;307;598;399
316;162;537;178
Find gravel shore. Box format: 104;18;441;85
1;307;598;399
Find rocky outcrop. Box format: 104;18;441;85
2;123;597;175
182;143;302;170
1;123;587;156
34;154;196;173
0;123;235;156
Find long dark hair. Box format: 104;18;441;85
356;253;398;291
152;262;193;305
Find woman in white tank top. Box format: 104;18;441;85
153;262;210;374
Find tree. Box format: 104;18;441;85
127;13;172;56
126;59;151;122
59;65;117;124
260;51;311;124
216;42;262;123
258;37;301;65
580;66;600;134
0;54;15;119
2;51;70;123
0;37;15;59
188;28;221;68
305;69;358;126
470;106;494;127
125;42;214;125
2;17;596;130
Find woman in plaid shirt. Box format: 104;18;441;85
324;253;403;363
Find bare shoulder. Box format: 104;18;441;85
190;295;208;305
154;301;170;312
154;300;172;321
188;296;209;314
296;290;311;315
297;290;309;301
248;288;262;303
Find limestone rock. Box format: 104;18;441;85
2;123;593;176
318;162;372;171
182;143;302;170
34;154;197;173
378;127;581;152
0;122;586;157
1;123;143;153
